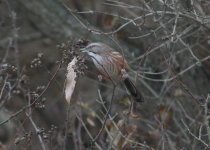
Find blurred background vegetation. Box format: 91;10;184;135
1;0;210;149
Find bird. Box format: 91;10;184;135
81;42;144;102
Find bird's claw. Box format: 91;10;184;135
98;75;103;82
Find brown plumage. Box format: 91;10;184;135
82;42;144;102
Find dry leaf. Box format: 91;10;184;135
65;57;77;104
155;105;173;129
174;88;184;97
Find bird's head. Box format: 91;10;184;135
80;42;110;57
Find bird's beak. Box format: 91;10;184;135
80;47;88;53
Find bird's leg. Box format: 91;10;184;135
121;68;128;79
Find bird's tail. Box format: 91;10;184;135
124;78;144;102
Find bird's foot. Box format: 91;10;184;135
121;69;128;79
98;74;103;82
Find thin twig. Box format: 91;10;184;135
93;85;116;142
138;55;210;82
0;63;61;126
182;119;210;148
75;113;103;150
204;94;210;142
26;112;48;150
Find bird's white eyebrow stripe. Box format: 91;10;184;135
87;43;102;48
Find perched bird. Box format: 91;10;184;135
81;42;144;102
